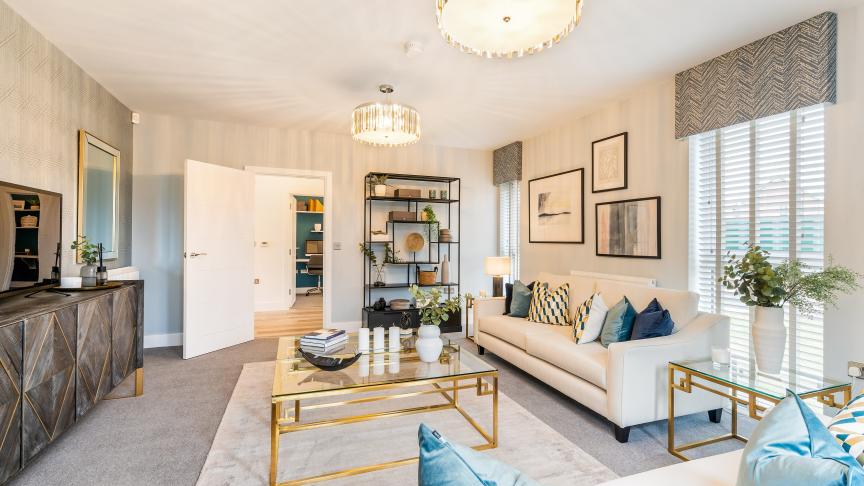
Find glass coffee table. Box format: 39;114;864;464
667;358;852;461
270;333;499;485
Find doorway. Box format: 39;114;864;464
248;168;332;337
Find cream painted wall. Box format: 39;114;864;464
0;1;132;271
132;114;495;338
823;6;864;380
520;80;689;289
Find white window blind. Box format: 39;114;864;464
689;104;825;378
498;180;520;282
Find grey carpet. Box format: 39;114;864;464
10;334;752;485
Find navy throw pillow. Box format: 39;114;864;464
504;283;514;315
630;298;675;340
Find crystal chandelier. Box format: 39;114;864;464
351;85;421;147
436;0;584;59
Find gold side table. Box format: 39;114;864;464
668;359;851;461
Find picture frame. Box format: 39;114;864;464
595;196;661;258
528;168;584;244
592;132;628;193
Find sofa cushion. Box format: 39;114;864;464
526;327;608;389
508;280;533;318
595;280;699;330
828;391;864;465
630;298;674;340
528;282;570;325
480;315;534;350
576;293;609;344
537;272;596;322
600;297;637;348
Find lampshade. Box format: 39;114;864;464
484;256;512;276
436;0;584;59
351;84;421;147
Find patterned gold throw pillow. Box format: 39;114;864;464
528;282;570;325
829;391;864;465
573;295;593;341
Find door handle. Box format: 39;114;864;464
188;252;208;258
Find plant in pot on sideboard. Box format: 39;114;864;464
410;285;461;363
71;235;100;287
720;244;860;374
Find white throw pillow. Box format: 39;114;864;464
577;293;608;344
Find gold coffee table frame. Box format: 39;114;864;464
667;361;851;461
270;340;499;485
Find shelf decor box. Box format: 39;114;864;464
388;211;417;222
394;188;421;198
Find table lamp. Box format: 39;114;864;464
484;256;511;297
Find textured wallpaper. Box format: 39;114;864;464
0;1;133;271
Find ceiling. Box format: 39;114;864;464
6;0;863;150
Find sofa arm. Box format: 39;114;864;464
473;297;505;338
606;312;730;427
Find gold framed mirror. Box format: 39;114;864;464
77;130;119;262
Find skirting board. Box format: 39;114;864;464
144;332;183;348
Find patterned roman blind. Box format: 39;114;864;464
493;141;522;185
675;12;836;139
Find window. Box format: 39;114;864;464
689;104;825;377
498;180;520;282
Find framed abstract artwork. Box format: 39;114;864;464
528;168;584;244
592;132;628;193
595;196;661;258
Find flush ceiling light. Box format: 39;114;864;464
436;0;584;58
351;85;421;147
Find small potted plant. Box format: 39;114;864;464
369;174;388;197
359;243;387;287
409;285;461;362
720;244;860;374
71;235;100;287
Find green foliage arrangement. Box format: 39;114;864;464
71;235;99;265
384;243;402;264
409;285;461;327
720;244;860;316
369;174;388;187
422;205;438;240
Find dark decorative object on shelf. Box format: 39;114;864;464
299;349;362;371
363;173;462;332
373;297;387;311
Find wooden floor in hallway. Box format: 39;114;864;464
254;294;323;337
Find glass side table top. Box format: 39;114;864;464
671;358;850;400
273;333;497;399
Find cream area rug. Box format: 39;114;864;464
197;361;617;485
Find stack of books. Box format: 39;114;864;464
300;329;347;353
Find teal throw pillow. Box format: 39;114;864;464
508;280;533;318
737;392;864;486
599;297;636;348
418;424;540;486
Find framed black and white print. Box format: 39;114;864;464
592;132;628;193
528;168;584;244
595;196;660;258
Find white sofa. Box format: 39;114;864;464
600;450;741;485
474;271;729;442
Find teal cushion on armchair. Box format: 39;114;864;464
418;424;539;486
737;392;864;486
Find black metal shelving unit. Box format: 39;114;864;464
362;172;461;332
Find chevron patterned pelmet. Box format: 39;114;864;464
675;12;836;139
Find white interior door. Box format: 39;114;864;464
286;196;297;308
183;159;255;359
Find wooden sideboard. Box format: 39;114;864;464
0;281;143;484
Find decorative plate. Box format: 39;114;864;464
405;232;425;252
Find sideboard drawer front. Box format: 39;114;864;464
76;295;112;418
0;323;22;483
22;307;76;463
111;286;138;387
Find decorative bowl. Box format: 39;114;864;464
299;349;362;371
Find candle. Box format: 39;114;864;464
373;327;385;352
388;353;400;374
358;328;370;353
358;354;369;377
373;353;385;375
711;347;731;368
388;326;401;352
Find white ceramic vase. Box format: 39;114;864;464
374;184;387;197
416;324;443;363
752;306;786;374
